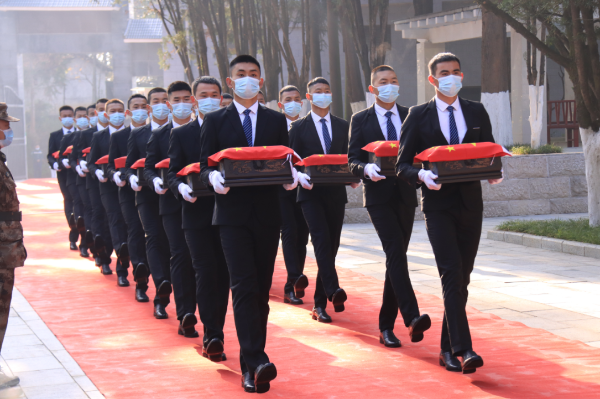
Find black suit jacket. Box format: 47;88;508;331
126;124;157;206
108;126;135;204
88;127;118;195
68;130;85;186
396;97;494;212
168;118;216;229
76;126;99;189
144;122;180;216
58;131;79;186
199;103;288;226
47;128;67;182
289;112;349;204
348;104;417;208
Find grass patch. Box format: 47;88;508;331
507;143;562;155
496;218;600;245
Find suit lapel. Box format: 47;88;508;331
306;112;325;154
226;103;248;145
459;97;477;143
254;105;267;146
427;98;449;145
367;106;386;142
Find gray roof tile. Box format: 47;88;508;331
124;18;163;40
0;0;114;7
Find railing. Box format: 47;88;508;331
547;100;579;147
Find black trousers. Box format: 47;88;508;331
280;193;309;294
137;200;171;305
300;198;345;309
185;226;229;344
367;200;420;331
219;216;280;375
424;205;482;354
162;211;195;320
67;183;84;245
100;190;128;277
119;190;147;269
88;181;113;260
57;171;78;243
77;184;93;233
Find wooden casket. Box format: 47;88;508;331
177;163;212;197
362;141;400;177
297;154;360;185
155;158;170;183
131;158;148;187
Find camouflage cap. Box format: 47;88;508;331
0;103;20;122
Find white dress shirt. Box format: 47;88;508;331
172;120;182;129
374;103;402;140
286;117;296;132
197;117;203;128
151;120;168;130
108;125;124;135
96;123;104;131
62;126;74;135
310;111;332;153
435;96;467;144
234;100;258;145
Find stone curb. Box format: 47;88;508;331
486;230;600;259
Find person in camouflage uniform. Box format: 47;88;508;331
0;102;27;389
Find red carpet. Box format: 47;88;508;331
15;178;600;398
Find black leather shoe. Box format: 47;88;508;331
311;307;332;323
94;235;105;254
178;313;199;338
254;363;277;394
100;263;112;275
330;288;347;312
154;304;168;319
94;257;101;267
157;280;172;307
202;338;224;362
76;216;86;233
117;276;130;287
133;263;149;290
85;230;96;257
379;330;401;348
284;291;303;305
117;243;129;266
439;351;462;372
408;314;431;343
458;350;483;374
69;242;78;251
293;274;309;299
68;213;76;229
241;372;255;393
135;288;149;302
79;246;89;258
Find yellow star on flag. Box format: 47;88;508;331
389;143;397;148
447;146;455;152
263;146;267;149
235;147;242;151
471;143;477;146
318;154;324;157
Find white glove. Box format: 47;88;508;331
95;169;107;183
350;181;362;189
76;165;85;177
283;167;299;191
153;177;168;194
364;163;385;182
488;168;504;185
129;175;141;192
53;162;59;171
62;158;71;169
178;183;197;203
209;170;230;195
418;169;441;190
298;171;313;190
80;160;89;172
113;171;126;187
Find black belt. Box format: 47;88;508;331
0;211;21;222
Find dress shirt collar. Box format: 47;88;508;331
374;103;397;118
234;99;259;116
310;111;331;125
108;124;124;134
62;126;73;135
96;123;105;131
197;116;203;128
435;95;461;113
172;120;183;128
286;117;296;131
151;119;168;130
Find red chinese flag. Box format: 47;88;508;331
52;151;60;159
362;141;400;157
63;145;73;156
82;147;91;155
95;155;109;165
114;156;127;169
295;154;348;166
208;145;301;167
131;158;145;169
155;158;170;169
177;163;201;177
414;142;511;163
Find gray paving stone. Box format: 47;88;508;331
562;241;587;256
486;230;504;241
529;176;571;199
509;199;551;216
547;153;586;176
16;369;74;388
522;234;542;248
22;383;88;399
585;244;600;259
504;232;523;245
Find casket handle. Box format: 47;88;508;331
253;160;266;170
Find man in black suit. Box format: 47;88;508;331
349;65;431;348
47;105;78;249
396;53;503;374
107;94;150;302
277;85;309;306
290;77;355;323
144;81;196;328
168;76;229;346
88;99;131;283
199;55;298;394
126;87;173;319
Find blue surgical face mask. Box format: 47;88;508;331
61;117;74;128
196;98;221;116
172;103;193;119
108;112;125;126
151;103;170;120
97;112;108;124
375;84;400;103
435;75;462;97
89;116;98;126
0;129;13;148
76;117;89;129
311;93;332;109
283;101;302;118
232;76;261;100
168;112;173;123
131;109;149;124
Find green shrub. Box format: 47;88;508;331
507;143;562;155
496;218;600;245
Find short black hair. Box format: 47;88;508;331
59;105;73;113
105;98;125;109
428;53;461;76
371;65;395;84
222;93;233;99
192;76;222;96
147;87;166;103
167;81;192;96
96;98;109;105
279;85;300;100
306;77;330;92
229;55;261;73
74;106;87;114
127;93;147;109
86;104;96;111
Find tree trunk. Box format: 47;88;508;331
580;127;600;226
342;13;365;117
327;2;343;117
413;0;433;16
309;0;322;77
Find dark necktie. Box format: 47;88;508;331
242;109;253;147
320;118;331;154
447;105;459;145
385;111;397;141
